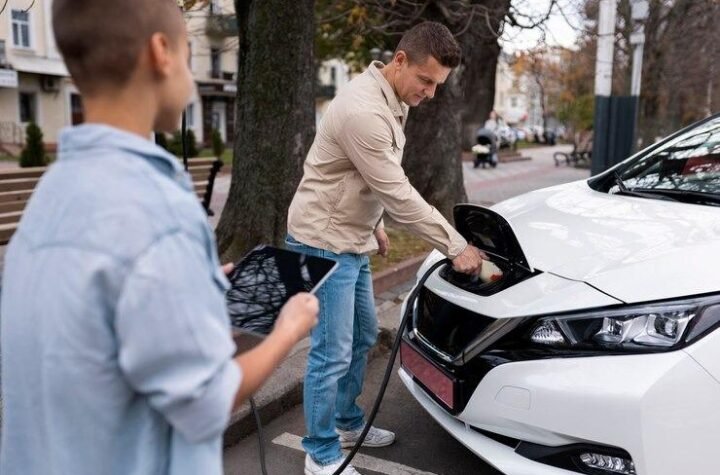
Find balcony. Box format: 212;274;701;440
209;70;236;81
206;14;238;38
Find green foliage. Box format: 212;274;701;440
169;129;199;158
211;128;225;158
20;122;47;168
315;0;395;71
557;93;595;132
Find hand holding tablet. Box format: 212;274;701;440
226;245;336;336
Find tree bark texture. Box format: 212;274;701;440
403;69;466;222
216;0;315;261
459;0;509;149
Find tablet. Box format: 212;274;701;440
226;245;337;337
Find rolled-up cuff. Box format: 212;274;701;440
447;238;468;260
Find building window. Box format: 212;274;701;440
210;48;221;79
510;97;518;108
210;0;222;14
187;41;193;70
0;40;7;66
11;10;31;48
19;92;36;123
70;93;84;125
186;103;195;128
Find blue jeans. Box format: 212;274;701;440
285;235;378;465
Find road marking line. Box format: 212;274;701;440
272;432;439;475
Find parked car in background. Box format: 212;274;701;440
399;114;720;475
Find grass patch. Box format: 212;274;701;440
370;226;432;274
514;140;545;150
199;148;233;166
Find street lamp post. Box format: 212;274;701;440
630;1;649;148
591;0;618;175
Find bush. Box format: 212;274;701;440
154;132;169;151
169;129;199;158
20;122;47;168
211;128;225;158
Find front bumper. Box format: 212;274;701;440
399;368;578;475
401;342;720;475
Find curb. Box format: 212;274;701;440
372;253;427;296
223;253;425;447
461;150;532;163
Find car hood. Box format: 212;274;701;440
490;180;720;303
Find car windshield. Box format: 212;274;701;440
595;116;720;205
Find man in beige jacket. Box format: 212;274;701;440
287;21;485;475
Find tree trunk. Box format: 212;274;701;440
459;0;509;149
403;70;466;222
216;0;315;261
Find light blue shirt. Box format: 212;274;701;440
0;125;241;475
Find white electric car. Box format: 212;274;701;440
399;114;720;475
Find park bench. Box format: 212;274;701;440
0;157;223;245
553;132;592;166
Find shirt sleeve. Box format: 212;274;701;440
337;111;468;258
115;230;241;443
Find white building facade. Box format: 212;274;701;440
0;0;239;153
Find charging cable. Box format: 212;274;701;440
250;397;269;475
248;258;449;475
330;258;449;474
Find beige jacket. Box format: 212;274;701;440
287;61;467;258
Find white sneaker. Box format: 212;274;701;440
304;455;361;475
336;425;396;448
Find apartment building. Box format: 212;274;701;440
0;0;73;154
0;0;238;153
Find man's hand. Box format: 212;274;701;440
375;228;390;257
274;293;319;343
222;263;234;275
451;244;487;275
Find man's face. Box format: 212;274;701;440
391;52;452;107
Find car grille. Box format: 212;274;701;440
413;287;496;361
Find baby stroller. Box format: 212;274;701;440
473;128;498;168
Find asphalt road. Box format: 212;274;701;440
224;352;503;475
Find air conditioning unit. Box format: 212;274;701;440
40;75;61;93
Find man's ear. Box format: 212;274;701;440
148;32;173;77
393;50;407;68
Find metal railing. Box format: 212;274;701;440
0;121;24;145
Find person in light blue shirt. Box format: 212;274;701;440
0;1;318;474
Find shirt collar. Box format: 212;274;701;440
58;124;185;179
367;61;409;121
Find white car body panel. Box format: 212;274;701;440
400;335;720;475
421;266;622;318
490;180;720;302
399;369;580;475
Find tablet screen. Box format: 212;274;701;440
226;245;337;336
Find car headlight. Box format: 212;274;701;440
528;297;720;352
